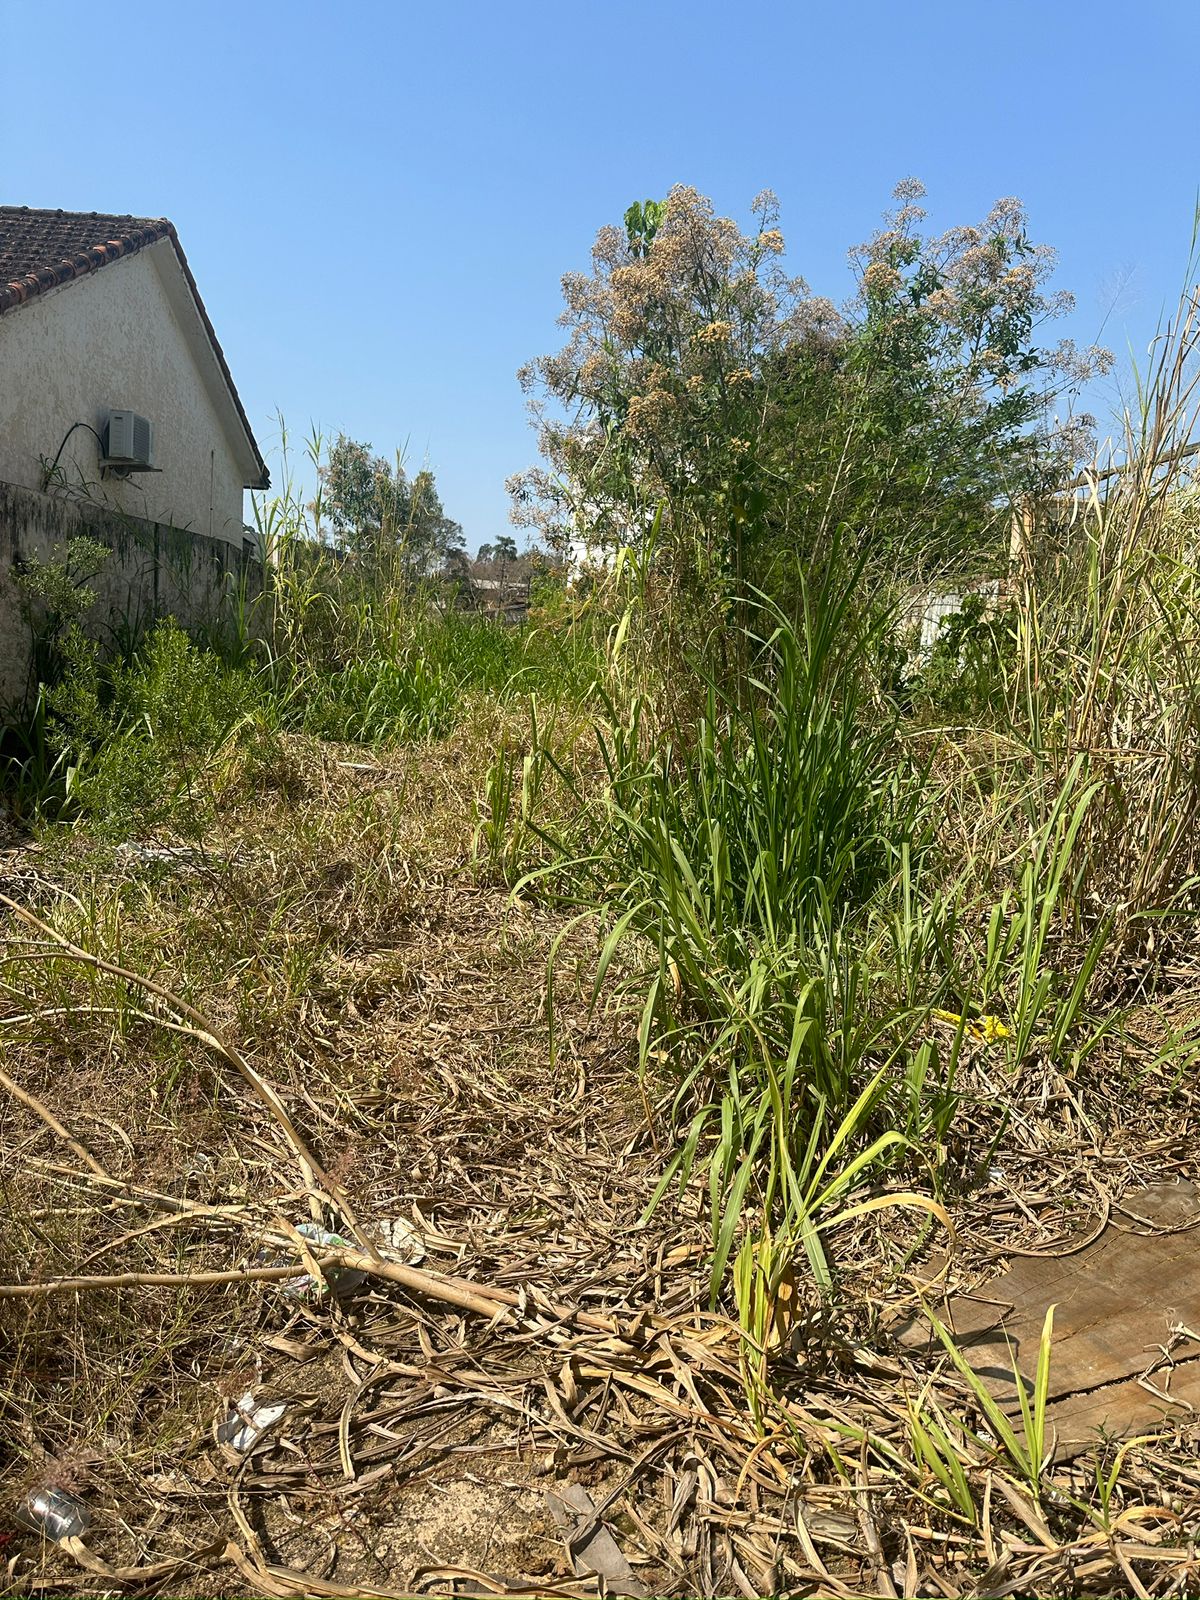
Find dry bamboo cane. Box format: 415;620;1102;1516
0;1245;625;1334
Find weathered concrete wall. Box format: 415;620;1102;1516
0;480;262;704
0;241;250;546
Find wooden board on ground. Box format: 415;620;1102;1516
898;1180;1200;1457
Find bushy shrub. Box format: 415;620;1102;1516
13;536;111;687
45;620;270;831
511;181;1109;658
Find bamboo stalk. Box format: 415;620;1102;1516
0;1245;625;1334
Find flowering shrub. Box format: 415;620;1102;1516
509;182;1111;627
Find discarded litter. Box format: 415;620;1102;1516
13;1487;91;1543
217;1389;287;1452
380;1215;426;1264
115;842;211;872
281;1222;367;1298
265;1217;425;1297
932;1007;1009;1042
894;1180;1200;1457
547;1482;646;1598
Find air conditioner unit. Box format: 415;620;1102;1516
102;410;155;471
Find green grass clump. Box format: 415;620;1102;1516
296;653;456;745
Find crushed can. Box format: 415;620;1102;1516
13;1487;91;1542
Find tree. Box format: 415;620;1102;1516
408;468;466;576
810;182;1110;575
318;435;464;578
318;435;407;556
509;183;1110;606
475;536;517;565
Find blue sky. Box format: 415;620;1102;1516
4;0;1199;552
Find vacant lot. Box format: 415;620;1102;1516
6;186;1200;1598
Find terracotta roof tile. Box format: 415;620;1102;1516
0;207;267;488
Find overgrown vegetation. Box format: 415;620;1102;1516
3;185;1200;1597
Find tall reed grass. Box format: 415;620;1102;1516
1;429;601;825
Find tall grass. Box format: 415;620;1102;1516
507;570;964;1325
1;428;601;827
1007;332;1200;952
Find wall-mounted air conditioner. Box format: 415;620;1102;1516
102;410;156;472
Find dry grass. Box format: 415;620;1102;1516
2;710;1200;1597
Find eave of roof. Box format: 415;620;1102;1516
0;209;269;489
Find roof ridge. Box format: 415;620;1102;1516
0;206;268;489
0;205;169;217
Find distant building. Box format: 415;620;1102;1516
905;578;1003;656
459;569;530;624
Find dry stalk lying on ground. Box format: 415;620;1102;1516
0;888;380;1259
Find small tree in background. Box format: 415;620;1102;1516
319;435;406;554
408;468;467;576
319;434;464;579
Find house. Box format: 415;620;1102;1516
460;568;531;625
0;207;268;547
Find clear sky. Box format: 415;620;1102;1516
4;0;1199;552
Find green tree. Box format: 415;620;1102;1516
408;468;466;576
319;435;408;555
319;435;464;578
509;183;1110;610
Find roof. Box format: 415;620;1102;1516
0;206;268;488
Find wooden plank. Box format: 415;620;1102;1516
897;1181;1200;1457
1042;1363;1200;1453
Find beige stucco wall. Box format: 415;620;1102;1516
0;241;249;547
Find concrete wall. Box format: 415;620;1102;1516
0;479;262;704
0;241;249;547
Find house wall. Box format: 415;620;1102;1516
0;480;262;704
0;241;249;548
902;578;1003;658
